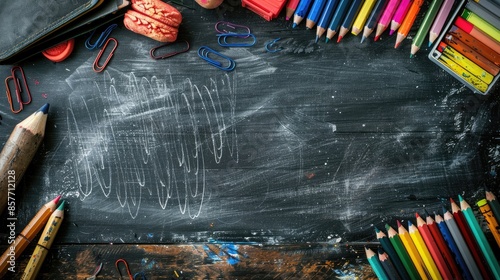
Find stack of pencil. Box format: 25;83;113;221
366;190;500;279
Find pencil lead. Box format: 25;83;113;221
410;53;414;58
286;16;290;21
450;197;455;204
428;41;432;47
54;195;62;205
394;42;401;49
336;35;343;43
389;29;395;36
292;23;298;29
39;103;50;114
458;194;464;202
325;37;330;43
374;35;380;42
360;36;366;43
396;220;402;227
441;206;448;215
408;220;413;227
315;36;319;43
385;223;391;230
57;200;66;210
415;212;420;218
374;226;380;233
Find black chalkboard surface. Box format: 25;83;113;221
0;2;498;245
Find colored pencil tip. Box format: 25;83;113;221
410;54;414;58
54;195;62;205
374;35;379;42
458;194;464;202
396;220;402;227
336;36;343;43
374;227;380;233
39;103;50;114
424;208;430;217
385;223;391;230
315;36;319;43
441;206;448;215
286;16;290;21
415;212;420;218
360;36;366;43
389;29;395;36
450;197;455;204
292;23;297;28
394;42;401;49
408;220;413;227
57;200;66;210
428;41;433;47
325;38;330;43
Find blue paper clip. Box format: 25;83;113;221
85;24;118;50
215;21;251;35
217;33;256;47
265;38;283;53
197;46;236;71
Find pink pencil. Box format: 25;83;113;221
374;0;401;41
428;0;455;46
389;0;413;35
286;0;301;20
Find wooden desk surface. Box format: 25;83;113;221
0;0;499;278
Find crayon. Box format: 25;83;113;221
436;51;489;93
473;0;500;17
366;247;389;280
306;0;327;29
0;104;50;216
325;0;351;42
466;0;500;30
462;8;500;42
352;0;378;36
337;0;364;42
428;0;455;46
476;199;500;248
21;201;66;280
375;0;401;41
361;0;389;42
390;0;413;35
293;0;314;28
438;42;494;83
395;0;424;48
286;0;301;20
386;224;420;280
448;26;500;66
408;220;442;280
316;0;339;41
410;0;444;57
455;16;500;54
460;195;500;279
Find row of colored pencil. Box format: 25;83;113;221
366;190;500;279
286;0;500;58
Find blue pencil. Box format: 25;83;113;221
293;0;314;28
361;0;388;42
337;0;364;42
306;0;328;29
315;0;339;41
325;0;351;42
436;213;473;280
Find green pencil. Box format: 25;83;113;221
410;0;444;57
459;195;500;279
366;247;389;280
385;224;420;280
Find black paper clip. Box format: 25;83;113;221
5;66;32;114
85;24;118;50
217;33;256;47
93;38;118;73
150;40;190;59
198;46;236;71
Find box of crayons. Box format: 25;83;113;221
428;0;500;95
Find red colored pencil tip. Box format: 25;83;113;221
394;42;401;49
374;35;380;42
337;36;343;43
396;220;402;227
54;194;62;204
450;197;455;203
286;16;290;21
415;212;420;218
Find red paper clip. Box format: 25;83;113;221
93;37;118;73
5;66;32;114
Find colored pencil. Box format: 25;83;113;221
0;195;61;278
435;213;473;280
389;0;413;35
325;0;351;42
462;9;500;42
293;0;314;28
0;103;50;216
397;220;429;280
306;0;327;29
455;16;500;53
416;213;453;279
473;0;500;17
316;0;339;41
337;0;364;42
366;247;389;280
451;198;491;279
466;1;500;30
425;212;464;280
459;195;500;279
443;33;500;76
477;198;500;248
447;26;500;66
361;0;389;42
376;227;411;280
436;51;489;93
443;208;484;280
378;248;401;280
428;0;455;46
21;201;66;280
286;0;301;20
374;0;401;41
410;0;444;56
352;0;378;36
486;189;500;222
386;224;420;280
395;0;424;48
408;220;442;280
438;42;494;84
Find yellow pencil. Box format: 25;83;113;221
352;0;377;35
20;201;65;280
397;220;429;280
408;221;442;280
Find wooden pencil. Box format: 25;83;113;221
443;208;483;280
0;195;61;278
397;220;429;280
0;103;50;216
485;189;500;222
374;0;401;41
376;227;411;280
366;247;389;280
408;220;442;280
385;224;420;280
378;248;401;280
395;0;424;48
477;198;500;248
286;0;301;20
459;195;500;279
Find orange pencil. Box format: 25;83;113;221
416;213;453;279
395;0;424;48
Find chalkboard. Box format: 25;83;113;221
1;1;499;245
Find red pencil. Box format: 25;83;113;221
450;198;491;279
416;213;453;279
286;0;300;20
425;213;463;279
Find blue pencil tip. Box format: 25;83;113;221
39;103;50;114
315;36;319;43
292;23;297;28
408;220;413;227
428;41;433;47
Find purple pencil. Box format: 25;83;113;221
374;0;401;41
389;0;413;35
428;0;455;46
